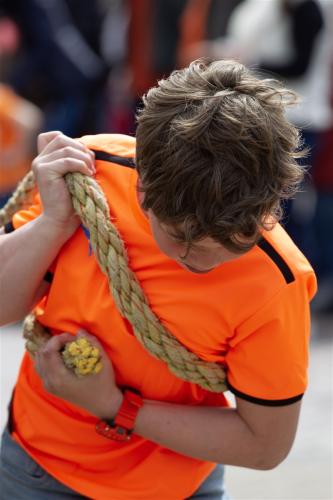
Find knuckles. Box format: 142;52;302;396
49;134;71;151
40;347;53;358
33;132;91;176
36;133;86;161
31;157;42;174
63;145;76;156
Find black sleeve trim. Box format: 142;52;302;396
257;237;295;284
227;380;303;406
91;150;136;169
43;271;54;283
4;221;15;233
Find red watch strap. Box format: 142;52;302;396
95;388;143;441
114;389;143;431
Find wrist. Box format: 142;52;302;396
96;388;143;441
99;388;124;420
39;213;79;241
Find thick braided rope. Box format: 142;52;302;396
0;171;35;227
4;170;228;392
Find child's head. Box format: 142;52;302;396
136;59;304;271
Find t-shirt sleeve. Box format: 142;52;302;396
225;272;316;406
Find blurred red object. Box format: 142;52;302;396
313;128;333;190
0;84;42;193
128;0;154;96
177;0;211;67
0;17;20;54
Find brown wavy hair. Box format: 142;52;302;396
136;59;306;253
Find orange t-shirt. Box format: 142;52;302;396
0;85;33;191
9;134;317;499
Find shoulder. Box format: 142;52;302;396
220;223;316;328
258;223;317;299
78;134;137;195
78;134;136;159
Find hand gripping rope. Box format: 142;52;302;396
0;169;227;392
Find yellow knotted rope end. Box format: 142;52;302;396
62;337;103;376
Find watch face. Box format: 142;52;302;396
112;426;131;441
95;389;142;442
96;421;131;441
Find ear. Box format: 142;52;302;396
37;131;62;154
262;214;277;230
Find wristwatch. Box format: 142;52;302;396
95;388;143;441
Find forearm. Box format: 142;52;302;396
0;215;72;324
135;400;267;469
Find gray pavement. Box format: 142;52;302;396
1;316;332;500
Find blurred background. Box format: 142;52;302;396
0;1;332;498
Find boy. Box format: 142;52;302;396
0;59;316;499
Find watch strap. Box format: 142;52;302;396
95;388;143;441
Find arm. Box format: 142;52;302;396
35;332;301;471
0;131;95;325
135;396;301;470
0;217;67;324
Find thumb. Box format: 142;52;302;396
41;332;75;354
38;333;74;376
37;131;62;154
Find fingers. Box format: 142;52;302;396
45;332;76;351
34;133;96;180
38;333;74;367
35;331;105;379
39;148;95;173
37;131;62;154
34;331;113;402
42;134;89;157
36;156;95;179
37;131;94;160
35;333;75;387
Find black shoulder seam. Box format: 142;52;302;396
90;149;136;169
257;237;295;284
227;380;303;407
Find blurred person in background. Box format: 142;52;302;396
1;0;110;137
100;0;131;133
0;2;42;207
124;0;190;132
124;0;215;132
178;0;244;67
311;69;333;313
105;0;242;133
195;0;333;307
114;0;248;134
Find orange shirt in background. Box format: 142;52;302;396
0;85;42;193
